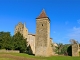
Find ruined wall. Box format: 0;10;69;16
0;49;19;53
15;22;28;42
27;34;35;54
15;22;24;34
72;44;79;56
23;24;28;39
48;38;54;56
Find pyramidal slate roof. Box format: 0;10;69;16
37;9;48;19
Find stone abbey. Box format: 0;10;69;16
14;9;80;57
14;9;54;56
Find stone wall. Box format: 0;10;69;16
72;44;79;56
15;22;28;39
27;34;35;54
15;22;24;34
48;38;54;56
0;49;19;53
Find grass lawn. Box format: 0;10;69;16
0;53;80;60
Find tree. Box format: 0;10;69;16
55;43;70;55
12;32;27;53
55;43;63;54
62;44;70;56
0;32;13;50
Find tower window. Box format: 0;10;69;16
42;24;43;26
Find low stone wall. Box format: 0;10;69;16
0;49;19;53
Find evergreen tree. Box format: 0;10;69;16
12;32;27;53
0;32;12;50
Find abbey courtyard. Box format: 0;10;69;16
14;9;80;57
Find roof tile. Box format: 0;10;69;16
37;9;48;19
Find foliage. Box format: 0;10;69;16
55;43;71;55
62;44;71;55
0;32;13;50
0;31;27;53
12;32;27;53
55;43;63;54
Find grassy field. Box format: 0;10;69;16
0;53;80;60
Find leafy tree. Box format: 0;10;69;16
58;43;63;54
12;32;27;53
55;43;63;54
0;31;27;53
55;43;70;55
62;44;70;55
0;32;13;50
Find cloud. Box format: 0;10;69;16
68;27;80;43
77;19;80;24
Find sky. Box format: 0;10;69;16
0;0;80;44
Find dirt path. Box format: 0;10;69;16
0;54;36;60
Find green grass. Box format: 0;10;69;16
46;56;80;60
8;53;80;60
10;53;45;60
0;53;80;60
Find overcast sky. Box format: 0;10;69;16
0;0;80;44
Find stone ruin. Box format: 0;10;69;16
71;39;79;56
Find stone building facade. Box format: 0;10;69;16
14;10;54;56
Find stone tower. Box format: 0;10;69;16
35;9;51;57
